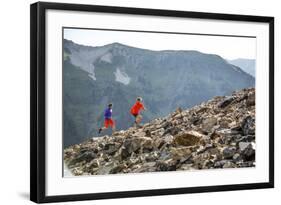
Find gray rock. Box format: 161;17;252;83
223;161;236;168
96;162;117;175
162;135;174;144
222;147;236;159
232;153;241;161
69;151;96;165
239;142;251;152
214;160;228;168
241;144;255;161
218;96;235;108
236;135;255;143
202;117;217;132
246;92;255;107
190;116;201;125
202;160;214;169
120;146;131;160
163;126;181;136
241;116;255;135
104;142;121;155
156;159;177;171
145;129;151;137
109;164;127;174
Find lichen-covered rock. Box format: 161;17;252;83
173;131;202;146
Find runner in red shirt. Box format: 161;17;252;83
130;97;146;128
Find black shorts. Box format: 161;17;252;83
132;113;138;118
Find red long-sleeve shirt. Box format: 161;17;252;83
130;101;144;115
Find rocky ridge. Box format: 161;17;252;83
64;88;255;176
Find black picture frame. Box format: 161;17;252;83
30;2;274;203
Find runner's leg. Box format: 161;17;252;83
99;119;109;133
136;114;142;124
111;119;116;132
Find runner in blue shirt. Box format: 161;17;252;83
98;103;115;134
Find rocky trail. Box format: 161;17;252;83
64;88;255;176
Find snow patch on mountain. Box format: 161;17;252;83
114;68;130;85
88;73;96;80
100;53;112;63
65;43;110;80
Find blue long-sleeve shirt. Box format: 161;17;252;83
104;108;112;119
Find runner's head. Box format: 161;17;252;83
108;103;113;108
136;97;142;102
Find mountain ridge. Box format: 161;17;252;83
228;58;256;77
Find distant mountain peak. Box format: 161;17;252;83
228;58;256;77
108;42;126;47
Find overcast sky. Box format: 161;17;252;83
64;28;256;60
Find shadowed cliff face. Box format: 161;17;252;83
63;39;255;147
64;88;255;176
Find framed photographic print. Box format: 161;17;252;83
30;2;274;203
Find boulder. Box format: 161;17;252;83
238;142;251;152
162;135;174;144
86;159;100;169
170;147;193;160
103;142;121;155
120;146;131;160
161;120;172;129
163;126;181;136
241;116;255;135
232;153;241;161
236;135;255;143
241;143;255;161
145;129;151;137
173;131;202;146
222;147;236;159
96;162;118;175
68;151;96;165
218;96;235;108
72;168;84;176
109;164;127;174
214;160;228;168
246;92;255;107
145;151;160;162
202;117;217;132
190;115;201;125
202;160;214;169
156;159;177;171
151;128;165;136
223;161;236;168
210;131;221;140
